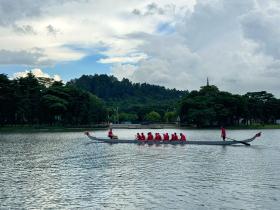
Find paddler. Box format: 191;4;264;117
155;133;162;141
108;128;113;139
136;133;141;140
158;133;162;141
171;133;175;141
180;133;186;141
147;132;154;141
141;133;146;141
163;133;169;141
154;133;159;141
174;133;179;141
221;126;226;141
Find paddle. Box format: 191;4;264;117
226;137;250;146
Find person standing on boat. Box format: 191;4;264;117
221;127;226;141
108;128;113;139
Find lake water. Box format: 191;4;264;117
0;129;280;209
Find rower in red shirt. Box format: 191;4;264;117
108;128;113;139
155;133;162;141
141;133;146;141
158;133;162;141
221;127;226;141
163;133;169;141
147;132;154;141
174;133;179;141
154;133;159;141
136;133;141;140
180;133;186;141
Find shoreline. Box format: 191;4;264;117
1;124;280;133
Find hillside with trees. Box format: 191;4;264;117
69;74;187;122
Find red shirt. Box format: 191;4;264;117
180;134;186;141
141;134;146;140
147;134;153;140
221;128;226;138
164;134;169;141
108;130;113;138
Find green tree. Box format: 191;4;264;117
0;74;16;125
163;111;177;122
119;112;138;122
15;72;44;124
145;111;161;122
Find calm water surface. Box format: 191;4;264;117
0;129;280;209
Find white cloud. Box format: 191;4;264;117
241;6;280;59
0;0;195;66
111;64;137;80
98;53;147;64
13;68;61;81
112;0;280;96
1;0;280;96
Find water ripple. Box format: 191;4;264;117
1;130;280;209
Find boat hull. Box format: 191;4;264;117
87;134;259;146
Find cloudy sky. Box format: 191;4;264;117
0;0;280;95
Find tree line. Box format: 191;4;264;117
179;85;280;127
69;74;186;122
1;73;280;127
0;73;107;125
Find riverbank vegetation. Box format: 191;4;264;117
0;73;107;126
179;85;280;127
1;73;280;129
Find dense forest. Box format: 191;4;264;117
0;73;107;125
179;85;280;127
1;72;280;127
69;74;187;122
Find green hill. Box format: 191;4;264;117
69;74;188;121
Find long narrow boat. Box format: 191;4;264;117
86;132;261;146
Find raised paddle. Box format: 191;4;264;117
226;137;250;146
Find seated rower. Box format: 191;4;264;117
141;133;146;141
174;133;179;141
155;133;162;141
180;133;186;141
136;133;141;140
158;133;162;141
147;132;154;141
154;133;158;141
163;133;169;141
171;133;175;141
